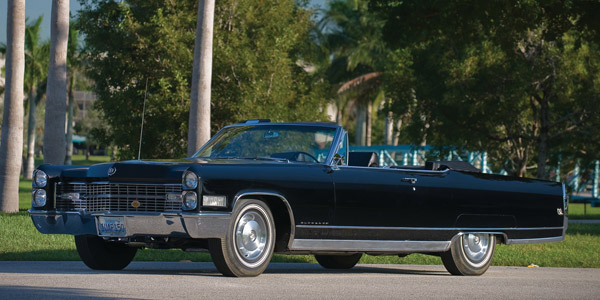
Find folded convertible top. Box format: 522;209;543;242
425;161;481;173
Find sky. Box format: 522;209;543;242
0;0;327;45
0;0;83;45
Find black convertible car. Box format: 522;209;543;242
30;121;567;277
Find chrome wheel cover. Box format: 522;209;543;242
234;205;271;268
461;233;492;267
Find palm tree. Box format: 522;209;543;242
65;20;81;165
336;71;383;146
44;0;69;164
318;0;387;145
23;17;50;179
0;0;26;213
188;0;215;157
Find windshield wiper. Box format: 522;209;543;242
239;156;290;163
194;156;289;163
195;156;238;160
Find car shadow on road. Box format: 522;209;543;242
264;264;449;276
0;261;449;277
115;263;449;277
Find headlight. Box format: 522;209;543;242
33;170;48;188
32;189;47;207
182;171;198;190
182;191;198;210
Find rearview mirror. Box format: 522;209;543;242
264;131;279;139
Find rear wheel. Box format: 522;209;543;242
75;235;137;270
315;253;362;269
441;233;495;276
209;199;275;277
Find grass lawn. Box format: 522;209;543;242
568;203;600;220
4;154;598;267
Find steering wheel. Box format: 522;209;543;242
296;151;319;163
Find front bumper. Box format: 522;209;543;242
28;210;231;239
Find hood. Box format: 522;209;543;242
46;158;294;183
57;160;192;182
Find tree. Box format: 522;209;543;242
44;0;69;165
316;0;387;145
23;17;50;179
370;0;600;178
0;0;26;213
187;0;215;157
210;0;328;129
78;0;199;159
78;0;328;159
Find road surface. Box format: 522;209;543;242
1;261;598;299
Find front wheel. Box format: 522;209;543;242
75;235;137;270
209;199;275;277
315;253;363;269
441;233;496;276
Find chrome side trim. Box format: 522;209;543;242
506;236;565;245
337;165;451;174
296;224;565;231
233;190;296;249
290;239;451;253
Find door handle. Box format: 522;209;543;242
401;178;418;184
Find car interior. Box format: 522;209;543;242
347;151;481;173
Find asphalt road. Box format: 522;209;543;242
1;261;599;299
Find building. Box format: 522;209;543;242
72;90;96;122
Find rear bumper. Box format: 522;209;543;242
28;210;231;239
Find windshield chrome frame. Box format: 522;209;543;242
189;123;343;165
326;127;347;166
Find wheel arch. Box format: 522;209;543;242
232;190;295;251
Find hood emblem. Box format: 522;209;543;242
131;200;141;208
108;167;117;176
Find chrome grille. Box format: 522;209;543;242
55;182;182;213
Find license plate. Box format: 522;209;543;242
97;216;126;237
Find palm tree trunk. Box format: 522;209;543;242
536;95;550;179
65;73;74;165
355;103;366;146
393;118;402;146
24;86;36;179
188;0;215;157
0;0;26;213
43;0;69;164
365;101;372;146
384;111;393;145
336;105;343;126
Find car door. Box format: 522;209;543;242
331;166;417;227
331;166;455;228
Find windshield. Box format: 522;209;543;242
193;125;337;163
